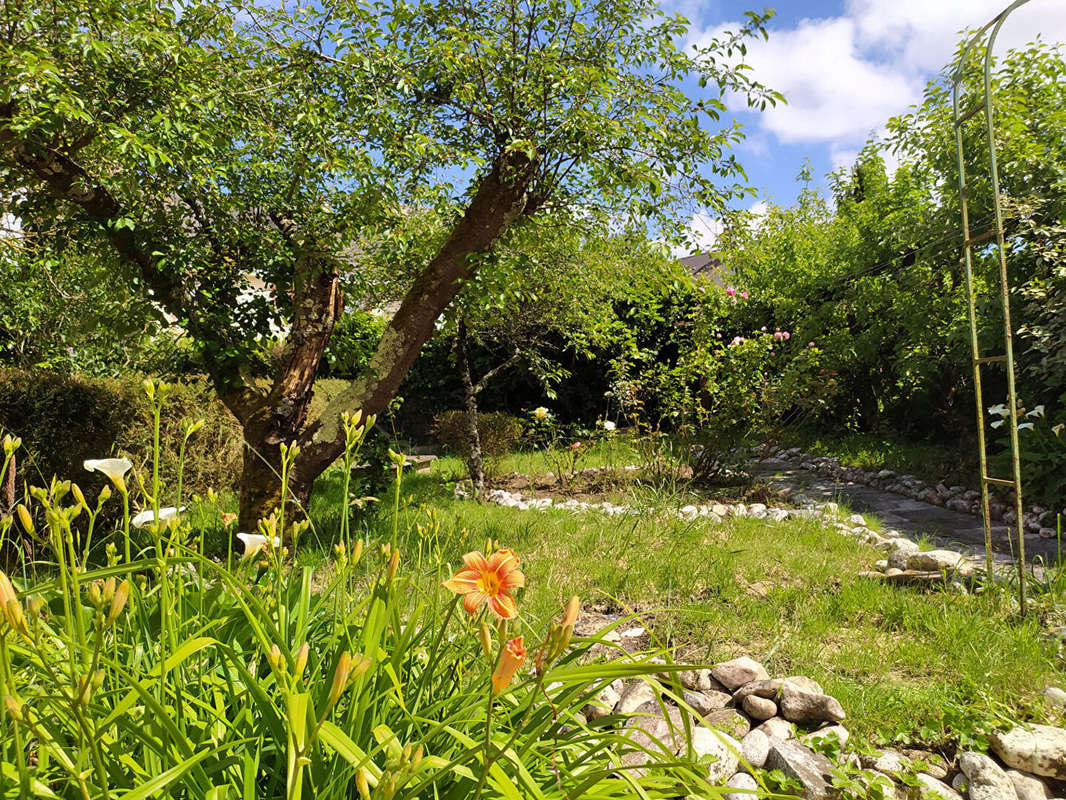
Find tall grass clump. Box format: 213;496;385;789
0;380;738;799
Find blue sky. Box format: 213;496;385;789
671;0;1066;251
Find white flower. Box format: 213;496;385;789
1053;424;1064;437
84;458;133;490
990;420;1005;428
1026;405;1045;418
1017;422;1035;431
131;506;184;529
532;407;550;420
236;532;280;558
600;420;617;432
987;403;1010;417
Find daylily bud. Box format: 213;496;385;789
329;652;353;708
387;548;400;581
87;582;103;609
411;744;424;769
351;538;364;565
102;577;116;604
355;768;371;800
478;623;493;661
15;504;33;536
294;642;309;680
560;595;580;629
98;485;112;505
26;594;43;620
4;695;23;722
267;644;282;672
2;434;20;455
141;378;155;399
106;580;130;625
491;637;527;695
185;419;205;437
4;598;26;635
71;483;87;509
350;654;372;682
334;541;348;565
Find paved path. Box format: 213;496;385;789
753;457;1063;567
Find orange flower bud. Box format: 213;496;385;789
387;547;400;581
491;636;527;695
106;580;130;626
329;652;353;708
560;596;580;629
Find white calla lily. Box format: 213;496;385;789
1016;422;1035;431
131;506;184;529
987;403;1010;417
1026;405;1045;418
990;420;1005;429
84;458;133;490
236;532;281;558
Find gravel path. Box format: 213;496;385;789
753;456;1063;567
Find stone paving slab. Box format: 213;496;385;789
754;459;1062;566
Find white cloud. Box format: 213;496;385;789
691;2;1066;153
673;200;767;256
848;0;1066;73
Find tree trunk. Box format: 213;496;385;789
292;152;535;497
454;320;486;495
230;264;344;530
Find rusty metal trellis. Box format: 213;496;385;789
951;0;1032;614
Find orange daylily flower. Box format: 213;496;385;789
443;549;525;620
492;636;527;694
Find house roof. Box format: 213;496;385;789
679;252;726;282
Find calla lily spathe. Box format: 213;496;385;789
1026;405;1045;418
131;506;184;529
84;458;133;490
236;532;281;558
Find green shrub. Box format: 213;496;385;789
433;410;523;478
0;368;243;496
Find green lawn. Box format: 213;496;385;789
284;466;1064;749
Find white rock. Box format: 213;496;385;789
906;549;966;572
1007;769;1050;800
991;725;1066;779
615;680;657;715
765;738;836;799
959;750;1020;800
917;773;965;800
864;749;910;776
848;514;867;526
711;657;770;691
1044;687;1066;709
756;717;794;740
741;729;771;769
583;679;623;721
690;728;741;782
778;682;846;724
725;771;759;800
742;694;777;721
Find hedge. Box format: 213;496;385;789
0;369;350;497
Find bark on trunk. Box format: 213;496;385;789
454;320;486;496
230;264;344;530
